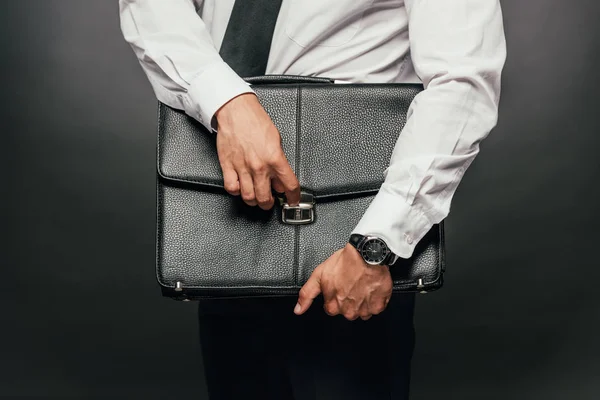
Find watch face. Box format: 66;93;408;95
360;238;390;265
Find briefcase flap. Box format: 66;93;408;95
158;83;423;199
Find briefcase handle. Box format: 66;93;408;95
244;75;334;85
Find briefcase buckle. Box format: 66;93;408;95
279;192;315;225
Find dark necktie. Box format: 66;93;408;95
219;0;284;77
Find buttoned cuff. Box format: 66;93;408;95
351;186;433;259
184;61;255;131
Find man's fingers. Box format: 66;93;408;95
238;169;257;206
295;266;322;315
299;248;344;317
368;297;389;316
252;173;274;210
359;302;373;321
323;300;340;316
221;164;240;196
271;177;285;194
343;311;359;321
272;156;300;206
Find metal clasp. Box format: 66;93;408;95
278;192;315;225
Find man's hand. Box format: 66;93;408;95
294;244;393;321
215;93;301;209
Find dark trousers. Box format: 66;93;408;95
197;293;416;400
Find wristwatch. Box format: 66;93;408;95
349;234;400;266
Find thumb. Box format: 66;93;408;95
294;265;323;315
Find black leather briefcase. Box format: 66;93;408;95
156;75;445;300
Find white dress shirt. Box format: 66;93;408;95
119;0;507;260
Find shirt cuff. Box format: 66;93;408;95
184;61;256;131
351;185;433;260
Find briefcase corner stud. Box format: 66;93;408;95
173;282;191;301
417;278;428;294
279;192;315;225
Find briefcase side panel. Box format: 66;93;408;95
389;222;444;292
156;182;296;296
297;84;423;197
157;87;299;190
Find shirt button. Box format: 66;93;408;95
405;233;413;245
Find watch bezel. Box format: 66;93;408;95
356;236;391;265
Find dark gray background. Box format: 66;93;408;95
2;0;599;398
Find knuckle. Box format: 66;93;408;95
256;197;269;207
343;312;358;321
298;287;310;299
258;203;273;211
224;182;239;194
241;191;255;202
324;303;338;316
371;306;384;315
371;301;386;315
249;161;268;174
265;150;284;166
287;181;300;192
260;200;275;210
256;195;272;205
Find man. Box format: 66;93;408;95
119;0;506;398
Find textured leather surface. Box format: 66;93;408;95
156;78;445;300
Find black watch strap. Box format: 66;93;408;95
382;251;397;266
349;233;364;249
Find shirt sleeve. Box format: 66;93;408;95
118;0;255;131
351;0;507;259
